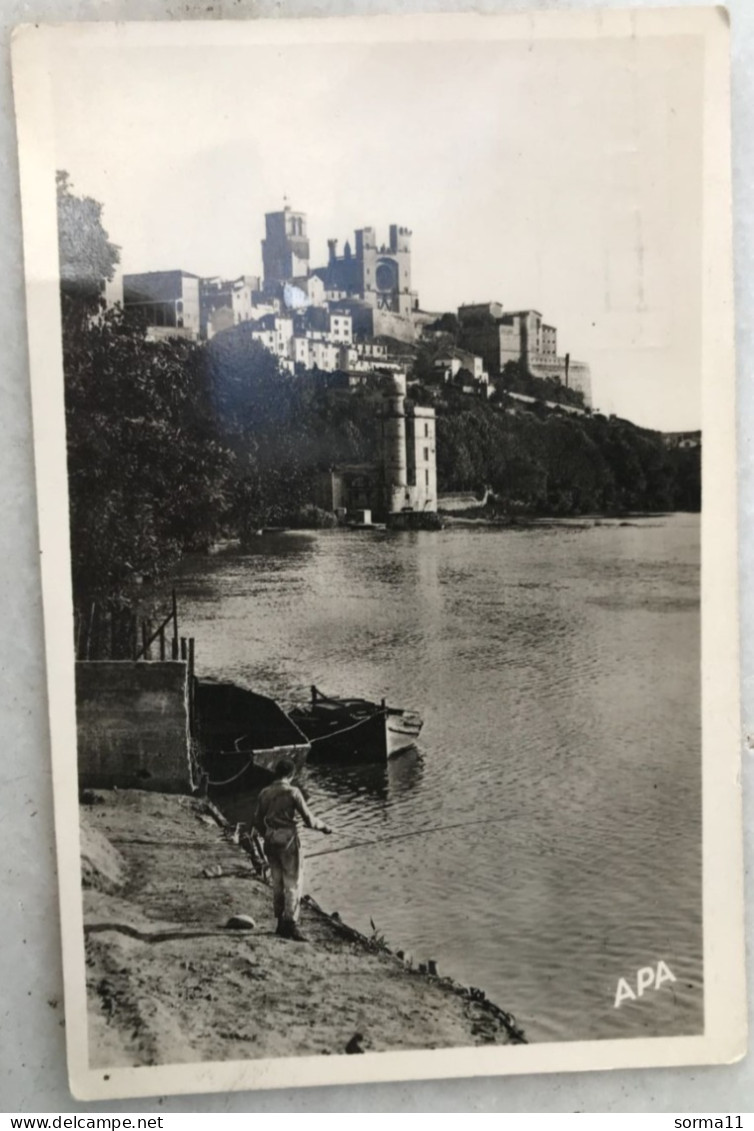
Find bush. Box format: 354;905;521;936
287;505;338;529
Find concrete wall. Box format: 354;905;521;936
527;357;593;406
76;661;193;794
566;361;592;405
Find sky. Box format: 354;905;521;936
50;25;705;430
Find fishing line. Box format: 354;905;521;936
306;812;518;859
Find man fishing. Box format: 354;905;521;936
252;759;332;941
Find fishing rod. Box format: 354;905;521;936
306;812;518;859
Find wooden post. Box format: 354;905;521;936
171;589;178;651
180;636;187;661
171;634;179;660
159;625;166;661
188;637;196;735
141;620;149;661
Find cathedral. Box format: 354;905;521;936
317;224;416;319
261;205;419;342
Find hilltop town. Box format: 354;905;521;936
112;202;593;407
98;202;603;529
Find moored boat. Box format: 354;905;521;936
290;685;423;765
195;678;310;794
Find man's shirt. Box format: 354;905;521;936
253;779;326;836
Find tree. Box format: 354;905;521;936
56;170;120;307
63;306;235;606
431;312;460;335
453;366;475;387
57;180;236;606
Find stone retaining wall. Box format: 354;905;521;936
76;661;192;793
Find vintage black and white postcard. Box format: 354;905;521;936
11;8;745;1101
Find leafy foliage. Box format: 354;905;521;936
64;306;235;604
426;312;460;335
494;360;586;410
57;171;120;305
432;396;700;514
202;326;383;534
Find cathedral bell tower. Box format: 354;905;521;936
262;205;310;294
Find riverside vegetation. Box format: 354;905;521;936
59;174;701;615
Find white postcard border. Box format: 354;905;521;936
11;7;745;1102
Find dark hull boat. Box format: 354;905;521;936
195;679;310;794
290;686;423;765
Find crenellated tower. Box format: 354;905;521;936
357;224;413;317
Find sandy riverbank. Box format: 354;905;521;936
81;789;525;1068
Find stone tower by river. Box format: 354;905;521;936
382;374;437;519
314;375;437;524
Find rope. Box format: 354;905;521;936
279;684;422;747
307;714;381;744
306;812;515;859
205;755;256;788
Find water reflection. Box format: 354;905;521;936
386;746;424;796
303;745;425;808
305;760;389;806
239;530;318;556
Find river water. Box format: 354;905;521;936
172;514;701;1044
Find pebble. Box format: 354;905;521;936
225;915;256;931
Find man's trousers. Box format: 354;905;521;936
264;828;302;924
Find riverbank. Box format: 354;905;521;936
439;511;674;530
81;789;525;1067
